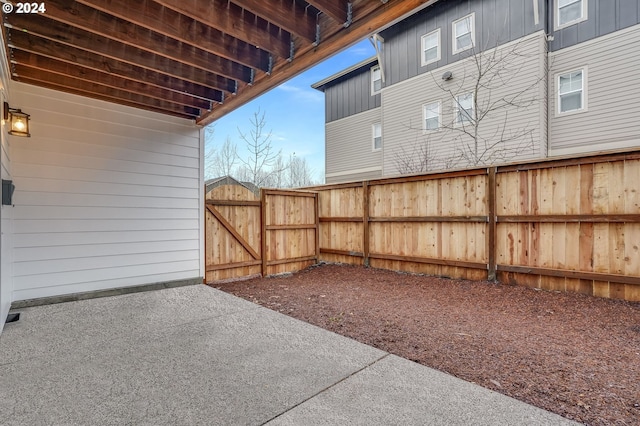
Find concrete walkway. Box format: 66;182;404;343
0;285;577;425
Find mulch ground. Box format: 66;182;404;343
212;263;640;425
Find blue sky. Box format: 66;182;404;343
204;39;376;182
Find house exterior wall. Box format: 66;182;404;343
9;83;203;302
382;31;548;175
0;39;12;330
549;0;640;51
548;23;640;156
325;108;383;183
380;0;546;87
324;66;381;123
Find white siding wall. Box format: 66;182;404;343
10;83;203;301
325;107;383;183
381;31;548;176
0;36;13;331
549;23;640;156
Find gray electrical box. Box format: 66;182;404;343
2;179;14;205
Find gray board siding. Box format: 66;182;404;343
380;0;545;87
325;67;381;123
549;0;640;51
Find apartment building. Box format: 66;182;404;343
313;0;640;183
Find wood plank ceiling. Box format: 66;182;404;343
1;0;431;125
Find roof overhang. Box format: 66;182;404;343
1;0;439;125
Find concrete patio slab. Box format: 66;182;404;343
0;285;578;425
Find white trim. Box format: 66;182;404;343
452;13;475;55
549;22;640;57
420;28;441;67
554;0;587;31
371;65;382;95
326;106;381;125
372;122;382;151
198;126;205;280
422;100;441;132
325;166;382;178
549;138;640;157
555;66;587;116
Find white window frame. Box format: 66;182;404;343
452;13;475;55
423;101;441;132
556;67;587;116
421;28;441;66
454;92;474;125
372;122;382;151
371;65;382;95
555;0;587;30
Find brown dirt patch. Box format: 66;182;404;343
212;263;640;425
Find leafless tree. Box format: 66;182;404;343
287;154;316;187
437;39;540;167
237;109;287;187
394;36;542;173
393;134;436;175
210;136;238;177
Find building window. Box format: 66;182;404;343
556;0;587;29
421;28;441;66
452;13;475;54
423;101;440;131
558;69;585;114
372;123;382;151
455;93;474;124
371;65;382;95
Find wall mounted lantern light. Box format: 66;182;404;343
3;101;30;137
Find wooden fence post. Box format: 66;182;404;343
488;167;497;281
315;192;320;263
260;188;267;277
363;181;370;267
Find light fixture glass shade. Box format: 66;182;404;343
8;109;30;137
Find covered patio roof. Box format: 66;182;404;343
2;0;433;125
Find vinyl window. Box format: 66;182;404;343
421;29;441;66
372;123;382;151
452;14;475;54
371;65;382;95
455;93;474;124
423;101;441;131
556;0;587;29
558;69;585;114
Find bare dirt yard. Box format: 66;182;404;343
212;263;640;425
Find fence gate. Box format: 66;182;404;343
205;183;318;282
205;183;262;282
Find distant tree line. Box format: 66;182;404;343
204;109;321;188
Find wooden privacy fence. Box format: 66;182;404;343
204;184;318;282
313;151;640;302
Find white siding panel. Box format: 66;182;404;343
15;240;199;262
0;35;12;331
10;82;203;301
549;24;640;155
381;32;548;175
325;108;382;182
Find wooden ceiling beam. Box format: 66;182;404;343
230;0;316;42
199;0;437;124
30;0;252;83
153;0;292;59
6;31;227;102
5;20;239;96
11;50;212;110
305;0;351;25
76;0;270;72
14;68;200;119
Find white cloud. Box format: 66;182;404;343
277;83;323;103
